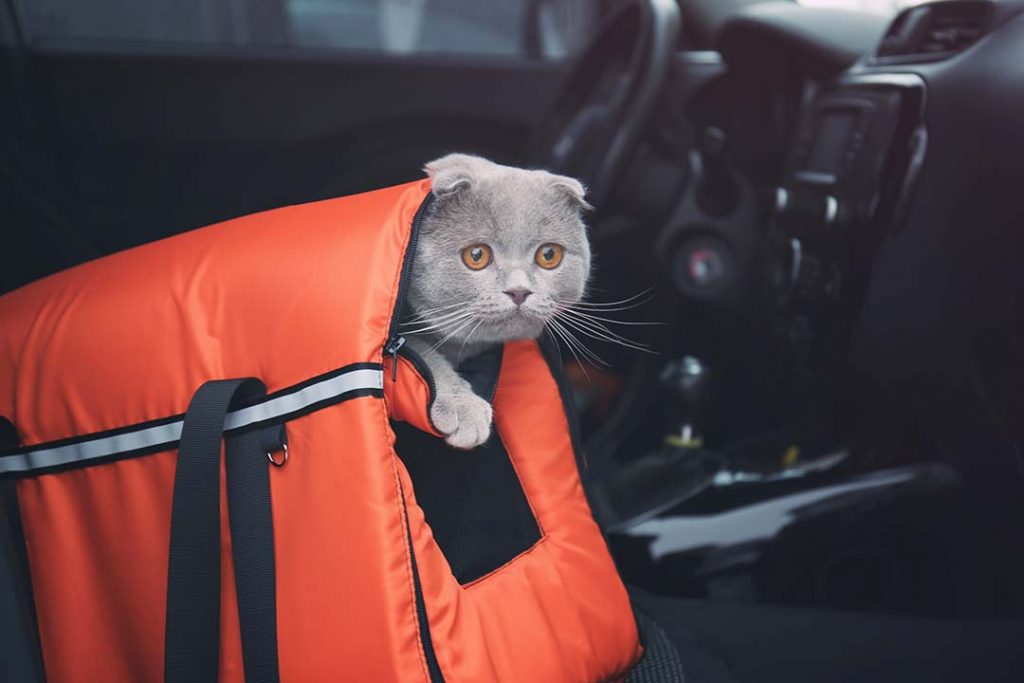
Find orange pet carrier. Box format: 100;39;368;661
0;179;647;681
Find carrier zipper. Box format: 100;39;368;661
385;193;434;383
385;336;407;381
387;193;444;681
393;344;438;406
397;474;445;682
389;342;441;434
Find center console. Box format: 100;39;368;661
774;73;927;312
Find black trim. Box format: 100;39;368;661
0;480;47;682
538;335;591;483
0;362;381;460
0;417;20;450
240;361;382;409
397;476;445;683
455;345;504;406
387;193;435;346
0;388;383;480
1;411;186;460
384;192;435;375
0;362;384;480
396;345;440;432
228;386;384;438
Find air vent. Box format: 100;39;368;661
876;1;992;62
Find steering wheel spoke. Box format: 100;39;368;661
531;0;681;208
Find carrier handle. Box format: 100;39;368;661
165;378;282;683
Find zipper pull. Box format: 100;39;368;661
385;335;406;382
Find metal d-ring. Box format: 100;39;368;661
267;443;288;467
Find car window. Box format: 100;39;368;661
797;0;928;16
12;0;604;60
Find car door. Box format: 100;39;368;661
0;0;610;292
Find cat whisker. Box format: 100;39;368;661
545;322;592;382
404;302;473;322
401;307;475;325
456;316;488;364
557;320;654;355
557;309;640;340
558;288;656;311
557;308;651;343
554;299;653;314
554;311;656;355
400;311;476;335
559;307;664;327
547;317;609;369
430;314;481;352
544;325;593;385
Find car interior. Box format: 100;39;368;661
2;0;1024;680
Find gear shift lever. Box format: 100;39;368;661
596;356;721;529
660;356;712;449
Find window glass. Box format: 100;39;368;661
797;0;929;16
13;0;603;60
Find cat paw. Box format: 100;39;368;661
430;386;493;450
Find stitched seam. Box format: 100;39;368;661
381;189;432;683
387;447;431;683
461;535;550;590
497;428;544;535
399;356;441;437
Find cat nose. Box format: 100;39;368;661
504;288;533;306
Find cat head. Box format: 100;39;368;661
407;153;592;350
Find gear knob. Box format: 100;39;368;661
662;356;711;405
660;356;712;446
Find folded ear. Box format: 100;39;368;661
549;174;593;212
424;153;482;198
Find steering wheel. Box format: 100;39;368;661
531;0;681;208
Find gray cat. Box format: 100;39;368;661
402;154;592;450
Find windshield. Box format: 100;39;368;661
798;0;929;16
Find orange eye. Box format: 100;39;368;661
535;243;564;269
461;243;492;270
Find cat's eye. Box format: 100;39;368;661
461;243;493;270
535;243;565;269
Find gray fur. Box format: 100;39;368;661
402;153;592;449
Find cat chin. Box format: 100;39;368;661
468;316;546;344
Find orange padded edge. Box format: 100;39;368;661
397;340;642;682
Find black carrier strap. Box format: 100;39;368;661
227;423;283;683
165;379;282;683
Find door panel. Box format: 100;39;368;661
31;48;565;247
3;1;603;291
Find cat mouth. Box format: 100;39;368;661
498;309;546;323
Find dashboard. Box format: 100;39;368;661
728;0;1024;465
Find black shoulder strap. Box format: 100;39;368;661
0;418;44;681
226;421;282;682
0;416;19;451
165;378;281;683
0;479;47;683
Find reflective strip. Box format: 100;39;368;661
6;421;185;476
0;366;383;476
224;368;382;430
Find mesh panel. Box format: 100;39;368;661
626;611;687;683
393;422;541;584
